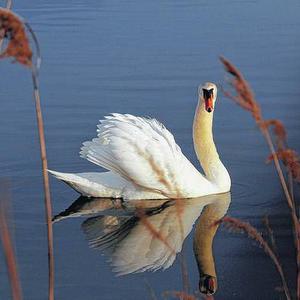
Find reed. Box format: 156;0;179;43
262;216;278;256
220;56;300;299
0;180;23;300
0;8;54;300
0;0;12;50
215;216;291;299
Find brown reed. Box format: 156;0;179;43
220;56;296;207
262;215;278;256
216;216;291;300
220;56;300;299
0;9;32;66
0;8;54;300
0;180;23;300
267;149;300;184
0;0;12;50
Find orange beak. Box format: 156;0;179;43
205;97;214;113
203;88;214;113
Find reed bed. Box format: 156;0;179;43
219;56;300;299
0;7;54;300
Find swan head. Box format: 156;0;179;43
198;82;217;113
199;274;218;295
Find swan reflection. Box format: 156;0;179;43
54;192;231;295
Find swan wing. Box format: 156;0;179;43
80;114;209;198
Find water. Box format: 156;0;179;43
0;0;300;299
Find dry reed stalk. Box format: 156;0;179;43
267;149;300;184
216;216;291;300
220;56;300;299
262;216;278;256
0;8;54;300
0;180;22;300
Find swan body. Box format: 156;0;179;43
49;82;231;200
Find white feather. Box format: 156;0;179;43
76;114;212;199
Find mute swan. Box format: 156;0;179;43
49;82;231;200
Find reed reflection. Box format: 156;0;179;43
54;192;231;295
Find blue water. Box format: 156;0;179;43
0;0;300;299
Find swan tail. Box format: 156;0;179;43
48;170;123;198
80;140;130;182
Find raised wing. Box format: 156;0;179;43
80;113;208;198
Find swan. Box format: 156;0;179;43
49;82;231;200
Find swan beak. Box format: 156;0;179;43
199;275;217;295
205;97;214;113
203;89;214;113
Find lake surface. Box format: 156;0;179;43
0;0;300;299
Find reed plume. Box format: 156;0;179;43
220;56;300;299
220;56;299;202
0;9;32;65
0;8;54;300
267;149;300;183
0;0;12;50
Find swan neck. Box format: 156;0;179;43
193;102;219;179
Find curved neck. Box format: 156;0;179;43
193;101;230;187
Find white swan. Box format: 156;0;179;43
49;82;231;200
